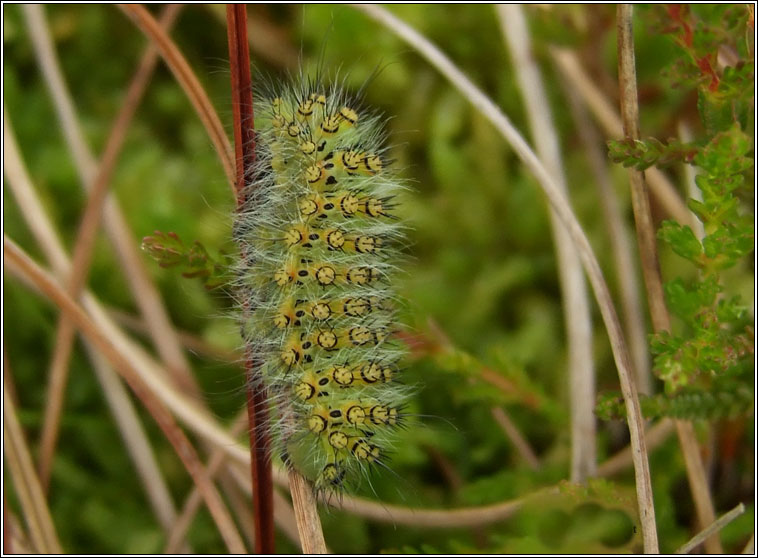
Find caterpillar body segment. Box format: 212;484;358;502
234;75;409;495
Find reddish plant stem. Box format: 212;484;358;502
226;5;275;554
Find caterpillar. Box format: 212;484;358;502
234;73;409;496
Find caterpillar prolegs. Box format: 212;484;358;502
234;75;409;495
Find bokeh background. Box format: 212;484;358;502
3;4;754;554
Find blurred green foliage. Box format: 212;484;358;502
3;4;753;554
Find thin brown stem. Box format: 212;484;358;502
226;5;276;554
616;6;719;553
675;503;745;554
617;6;670;336
165;414;250;553
289;470;328;554
117;4;235;191
490;407;540;470
3;374;63;553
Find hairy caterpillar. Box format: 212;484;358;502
234;73;409;496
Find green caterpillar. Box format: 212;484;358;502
234;75;409;495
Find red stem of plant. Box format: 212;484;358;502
226;5;275;554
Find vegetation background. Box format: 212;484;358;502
3;4;754;554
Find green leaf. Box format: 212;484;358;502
702;222;755;267
595;391;625;421
664;278;700;319
658;220;703;263
607;137;698;170
694;124;753;175
639;387;754;420
141;231;232;290
697;90;735;136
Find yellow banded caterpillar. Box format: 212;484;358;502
235;74;409;495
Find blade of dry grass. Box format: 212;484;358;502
3;108;185;540
4;236;247;555
616;6;718;553
742;534;755;554
164;413;250;553
3;376;63;554
550;47;693;227
498;4;596;483
490;407;540;470
288;470;328;554
675;503;745;554
336;486;558;528
116;4;235;190
560;67;652;394
107;307;239;363
353;4;657;551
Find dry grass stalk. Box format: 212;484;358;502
675;503;745;554
616;6;718;553
498;4;596;482
560;68;652;394
116;4;235;189
3;377;63;553
288;471;328;554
